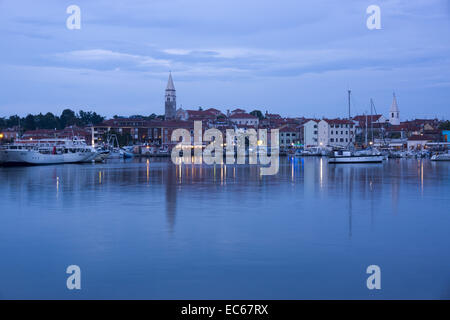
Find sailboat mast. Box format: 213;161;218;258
365;113;368;146
348;90;351;120
370;98;374;144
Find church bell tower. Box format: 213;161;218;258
165;73;176;120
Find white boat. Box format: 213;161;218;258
0;138;96;165
431;151;450;161
328;150;383;164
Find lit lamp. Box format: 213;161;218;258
0;133;4;139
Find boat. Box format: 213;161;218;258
431;151;450;161
294;147;323;157
120;147;135;159
328;150;383;164
0;138;96;165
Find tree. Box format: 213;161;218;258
6;115;21;128
24;114;36;131
60;109;78;128
250;110;264;120
439;121;450;130
79;110;105;126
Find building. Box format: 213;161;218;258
279;125;300;148
165;73;176;120
229;113;259;126
0;127;20;142
407;134;434;150
389;93;400;125
319;119;356;147
443;130;450;142
303;120;319;146
303;119;355;147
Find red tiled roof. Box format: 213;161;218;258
323;119;354;125
229;113;258;119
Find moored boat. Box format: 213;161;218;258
431;151;450;161
328;150;383;164
0;138;96;165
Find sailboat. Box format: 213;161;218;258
328;92;383;164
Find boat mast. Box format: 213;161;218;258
348;90;351;120
365;113;368;146
370;99;375;145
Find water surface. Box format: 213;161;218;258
0;157;449;299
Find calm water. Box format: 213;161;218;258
0;157;449;299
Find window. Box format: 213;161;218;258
330;138;334;142
331;131;334;135
340;138;344;142
350;138;352;142
314;131;318;135
286;133;290;136
346;131;348;134
314;125;317;128
341;131;343;134
346;138;348;142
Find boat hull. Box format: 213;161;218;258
0;150;94;165
431;154;450;161
328;155;383;164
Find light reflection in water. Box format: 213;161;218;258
1;157;450;299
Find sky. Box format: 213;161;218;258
0;0;450;120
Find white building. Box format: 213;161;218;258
321;119;356;147
304;119;355;147
303;120;319;146
389;93;400;125
229;113;259;126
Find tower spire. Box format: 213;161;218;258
164;72;176;120
389;92;400;125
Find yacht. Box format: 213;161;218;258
0;138;96;165
328;150;383;164
431;151;450;161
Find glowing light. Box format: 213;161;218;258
0;133;4;139
257;140;263;146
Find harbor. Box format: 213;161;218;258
1;156;449;299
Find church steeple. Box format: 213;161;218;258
165;72;176;120
389;92;400;125
166;72;175;91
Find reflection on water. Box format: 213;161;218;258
0;157;449;299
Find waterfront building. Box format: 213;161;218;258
165;73;176;120
303;120;319;147
319;119;356;147
389;93;400;125
443;130;450;142
407;134;434;150
229;112;259;126
279;125;300;148
303;119;355;147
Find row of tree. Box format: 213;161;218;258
0;109;105;131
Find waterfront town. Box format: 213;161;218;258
1;73;449;157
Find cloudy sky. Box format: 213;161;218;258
1;0;449;119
